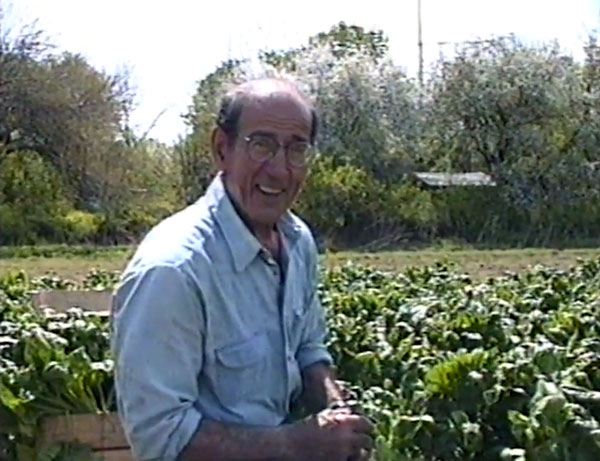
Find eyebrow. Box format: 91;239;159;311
248;131;309;143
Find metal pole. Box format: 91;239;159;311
418;0;424;87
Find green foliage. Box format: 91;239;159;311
2;258;600;459
309;22;389;61
319;258;600;459
433;187;512;244
422;35;600;246
296;156;437;248
0;285;113;458
280;39;421;183
4;12;600;248
60;211;103;243
0;151;71;244
179;23;600;249
0;245;131;260
0;12;179;245
261;21;389;71
178;59;245;203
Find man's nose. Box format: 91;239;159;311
264;146;289;176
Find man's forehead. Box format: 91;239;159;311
239;91;311;127
244;93;309;115
239;99;312;134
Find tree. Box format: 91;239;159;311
0;51;133;207
424;37;593;179
0;4;51;147
177;59;245;204
261;24;421;183
0;6;178;243
0;150;71;244
309;22;389;62
261;21;389;71
422;36;600;243
425;37;581;172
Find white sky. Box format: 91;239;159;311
9;0;600;145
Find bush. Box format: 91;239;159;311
0;203;34;243
296;156;437;249
60;211;104;243
381;183;438;239
0;151;72;244
433;187;512;244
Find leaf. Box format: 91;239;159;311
355;351;377;362
499;447;526;461
16;443;36;461
0;381;25;414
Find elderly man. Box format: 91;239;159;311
111;78;374;460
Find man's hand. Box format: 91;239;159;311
285;408;374;461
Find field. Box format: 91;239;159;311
1;246;600;459
1;245;600;281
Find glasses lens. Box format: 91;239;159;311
248;136;276;162
287;142;310;167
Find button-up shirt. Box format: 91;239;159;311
110;174;333;461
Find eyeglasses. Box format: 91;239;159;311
244;134;314;168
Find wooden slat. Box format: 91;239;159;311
33;290;113;313
94;448;135;461
39;413;129;449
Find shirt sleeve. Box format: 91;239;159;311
111;264;204;461
296;237;334;371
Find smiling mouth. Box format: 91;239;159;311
257;185;285;196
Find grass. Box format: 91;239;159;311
326;247;600;279
0;246;132;281
1;245;600;281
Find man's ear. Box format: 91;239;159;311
211;127;229;169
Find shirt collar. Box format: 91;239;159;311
203;173;301;272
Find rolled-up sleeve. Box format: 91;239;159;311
111;264;204;461
296;291;334;370
296;238;333;371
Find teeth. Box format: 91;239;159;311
258;185;283;195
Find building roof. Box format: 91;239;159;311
413;172;497;187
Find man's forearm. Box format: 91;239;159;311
179;419;292;461
301;362;346;414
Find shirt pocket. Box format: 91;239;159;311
213;331;268;407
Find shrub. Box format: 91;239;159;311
296;156;438;249
0;151;72;244
61;211;103;243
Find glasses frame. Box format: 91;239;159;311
243;134;315;168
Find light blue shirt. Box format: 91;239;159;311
110;174;333;461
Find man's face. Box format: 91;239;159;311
217;92;312;230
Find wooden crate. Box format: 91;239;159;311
33;290;114;314
39;413;135;460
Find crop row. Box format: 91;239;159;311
1;259;600;460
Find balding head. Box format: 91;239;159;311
216;78;318;145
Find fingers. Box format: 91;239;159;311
327;412;374;436
340;414;375;434
317;408;352;428
331;407;353;416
